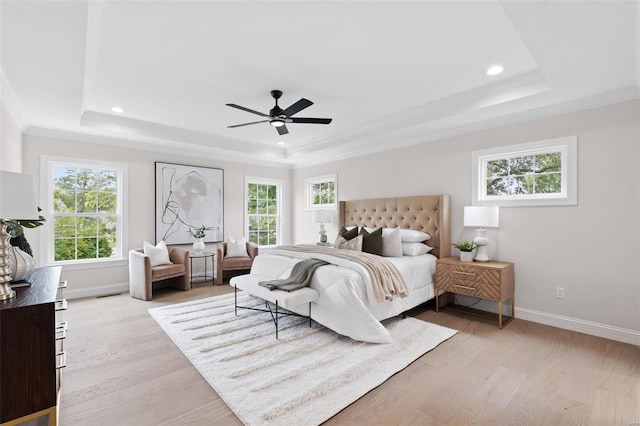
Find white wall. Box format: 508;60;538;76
8;98;640;343
0;98;23;171
292;100;640;337
22;134;292;297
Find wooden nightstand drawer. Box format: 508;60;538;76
436;276;500;299
437;263;500;286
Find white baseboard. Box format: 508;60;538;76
65;282;129;300
516;307;640;346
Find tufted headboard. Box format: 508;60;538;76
339;195;451;259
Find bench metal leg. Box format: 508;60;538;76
233;289;314;339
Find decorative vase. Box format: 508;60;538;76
459;251;475;262
9;246;35;281
192;238;205;253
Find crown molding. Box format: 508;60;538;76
291;87;640;168
79;110;285;157
24;126;293;169
22;87;639;170
0;71;26;131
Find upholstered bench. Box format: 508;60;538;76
230;274;319;339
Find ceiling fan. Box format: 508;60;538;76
226;90;332;135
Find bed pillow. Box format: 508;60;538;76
226;236;249;257
143;240;172;266
359;227;383;256
400;229;431;243
338;226;359;241
335;233;363;251
401;242;434;256
363;227;403;257
382;228;403;257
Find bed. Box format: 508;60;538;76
232;195;450;343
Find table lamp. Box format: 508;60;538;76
463;206;499;262
312;210;332;243
0;171;40;300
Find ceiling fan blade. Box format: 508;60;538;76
227;120;270;128
281;98;313;117
289;117;333;124
276;124;289;135
226;103;269;117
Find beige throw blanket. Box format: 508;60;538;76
273;245;408;303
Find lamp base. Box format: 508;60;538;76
318;223;327;243
473;229;491;262
0;224;17;300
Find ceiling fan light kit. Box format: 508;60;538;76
227;89;332;135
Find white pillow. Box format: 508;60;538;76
363;227;403;257
400;229;431;243
381;228;402;257
143;240;172;266
226;236;249;257
402;242;434;256
335;234;363;251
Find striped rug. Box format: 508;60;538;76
148;291;457;426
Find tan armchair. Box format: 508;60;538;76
215;241;259;285
129;246;190;300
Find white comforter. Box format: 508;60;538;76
247;248;437;343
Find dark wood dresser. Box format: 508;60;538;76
0;266;65;425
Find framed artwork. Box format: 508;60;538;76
155;162;224;245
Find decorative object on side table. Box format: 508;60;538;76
463;206;499;262
187;225;208;253
0;171;41;300
312;210;332;243
452;241;476;262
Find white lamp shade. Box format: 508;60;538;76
0;171;39;220
464;206;499;228
312;210;332;224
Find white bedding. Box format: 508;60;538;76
244;248;437;343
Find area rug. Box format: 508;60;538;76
148;292;457;426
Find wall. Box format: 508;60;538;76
0;98;23;171
292;100;640;339
22;134;292;298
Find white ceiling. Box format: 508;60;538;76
1;1;638;168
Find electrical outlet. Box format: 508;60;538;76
556;287;565;299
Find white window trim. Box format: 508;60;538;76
40;155;128;268
305;173;337;211
472;136;577;207
244;176;284;248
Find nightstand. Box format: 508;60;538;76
435;256;515;328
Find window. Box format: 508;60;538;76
472;136;577;207
41;157;127;266
305;174;337;210
245;178;282;247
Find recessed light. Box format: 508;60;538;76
111;106;125;113
486;65;504;76
277;141;286;146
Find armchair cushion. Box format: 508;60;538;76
226;236;249;257
143;240;171;266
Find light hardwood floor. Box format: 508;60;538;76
59;284;639;425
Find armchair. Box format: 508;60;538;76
129;246;190;300
215;241;258;285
